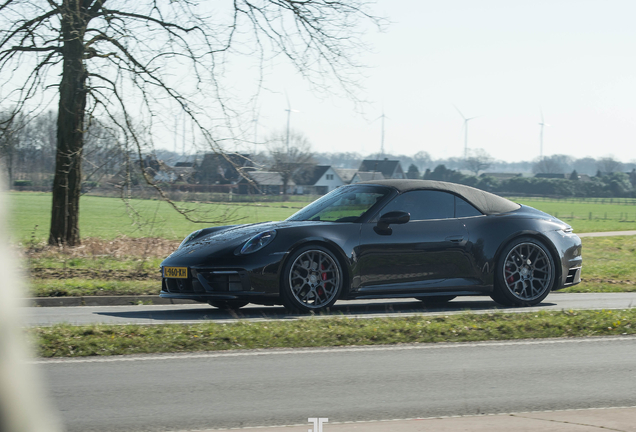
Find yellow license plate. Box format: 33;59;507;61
163;267;188;278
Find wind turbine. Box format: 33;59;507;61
538;109;550;159
284;93;300;153
454;105;479;159
372;108;389;159
252;108;260;154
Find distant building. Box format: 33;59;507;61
350;171;385;184
195;153;253;184
172;161;197;183
237;171;295;195
358;158;405;179
534;173;566;179
333;168;357;184
295;165;345;195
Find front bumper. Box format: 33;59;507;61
160;264;282;305
160;247;288;303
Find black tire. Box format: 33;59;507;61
208;300;249;310
281;245;343;313
491;237;555;307
415;295;457;304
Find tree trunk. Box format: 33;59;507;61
48;1;88;246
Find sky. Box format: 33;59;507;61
214;0;636;163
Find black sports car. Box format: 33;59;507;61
160;180;582;312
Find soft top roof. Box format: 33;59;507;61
357;179;520;215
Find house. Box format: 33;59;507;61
173;161;196;183
358;158;405;179
195;153;253;184
237;171;295;195
350;171;385;184
295;165;345;195
534;173;567;179
333;168;357;184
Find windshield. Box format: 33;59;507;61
287;185;392;222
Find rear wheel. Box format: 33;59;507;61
491;237;555;306
281;245;343;313
415;295;456;304
208;300;249;310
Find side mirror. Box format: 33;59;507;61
374;211;410;235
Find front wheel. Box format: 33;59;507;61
491;237;555;306
281;245;343;313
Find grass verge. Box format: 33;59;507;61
30;279;158;297
32;309;636;358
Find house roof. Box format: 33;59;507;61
302;165;332;186
201;152;253;167
174;162;195;168
358;159;402;178
535;173;567;179
354;171;385;181
333;168;357;183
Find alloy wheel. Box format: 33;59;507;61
288;249;341;309
502;242;553;301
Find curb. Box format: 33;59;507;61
28;295;197;307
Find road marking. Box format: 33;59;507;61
34;335;636;364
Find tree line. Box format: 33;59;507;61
417;164;636;198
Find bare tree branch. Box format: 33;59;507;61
1;0;383;245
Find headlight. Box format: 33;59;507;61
178;229;203;249
240;230;276;255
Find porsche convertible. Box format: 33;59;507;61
160;179;582;312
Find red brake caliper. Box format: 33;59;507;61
506;266;515;284
317;264;327;296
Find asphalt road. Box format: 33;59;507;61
24;292;636;326
39;336;636;432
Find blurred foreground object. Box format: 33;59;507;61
0;177;62;431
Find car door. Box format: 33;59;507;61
354;190;477;294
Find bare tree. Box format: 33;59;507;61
412;150;431;172
597;157;622;174
267;130;315;195
532;154;572;174
0;0;382;245
463;148;493;176
0;110;23;185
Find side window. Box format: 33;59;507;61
455;196;482;218
380;190;455;221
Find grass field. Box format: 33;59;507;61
9;192;304;242
8;192;636;243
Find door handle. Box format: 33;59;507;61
445;235;464;243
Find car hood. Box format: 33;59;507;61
167;220;317;259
